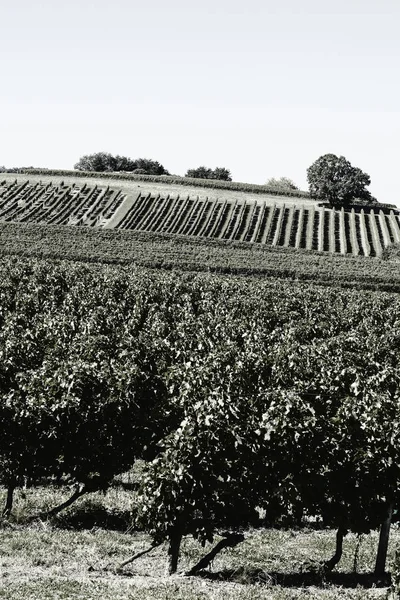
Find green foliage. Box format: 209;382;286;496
131;158;169;175
73;153;169;175
0;222;400;292
74;152;117;172
0;256;400;575
129;270;400;567
307;154;375;208
0;261;173;492
185;166;232;181
135;311;267;544
212;167;232;181
265;177;299;191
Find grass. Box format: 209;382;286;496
0;486;397;599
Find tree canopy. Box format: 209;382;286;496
307;154;375;208
185;166;232;181
74;152;169;175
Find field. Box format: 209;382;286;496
1;172;400;599
0;222;399;293
1;173;399;257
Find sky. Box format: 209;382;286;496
1;0;400;204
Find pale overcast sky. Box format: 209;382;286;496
1;0;399;204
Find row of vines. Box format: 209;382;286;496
0;223;400;292
117;194;400;257
0;180;125;226
10;169;311;198
2;179;400;258
1;258;400;575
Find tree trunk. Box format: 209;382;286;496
324;526;347;571
186;533;245;575
27;483;90;522
165;528;182;576
117;541;162;571
44;484;88;518
375;502;394;576
3;481;16;518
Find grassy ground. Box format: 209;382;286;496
0;486;396;599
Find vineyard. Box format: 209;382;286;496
0;258;400;583
0;179;126;227
116;193;400;257
1;177;399;257
0;222;400;292
1;173;400;597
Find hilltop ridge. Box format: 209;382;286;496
1;172;399;258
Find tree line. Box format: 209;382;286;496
0;258;399;575
71;152;377;208
2;152;377;208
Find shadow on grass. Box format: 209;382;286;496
51;502;132;532
195;568;391;589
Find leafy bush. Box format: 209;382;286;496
265;177;299;191
74;153;169;175
185;166;232;181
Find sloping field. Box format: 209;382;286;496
115;194;400;257
0;223;399;293
2;174;399;258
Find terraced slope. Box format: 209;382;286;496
0;179;126;227
116;194;400;257
1;178;399;257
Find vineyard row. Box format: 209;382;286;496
0;222;400;292
1;180;400;257
0;258;400;574
7;168;311;198
117;194;400;257
0;180;126;226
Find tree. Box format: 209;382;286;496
266;177;299;191
74;152;116;172
307;154;375;208
185;166;232;181
212;167;232;181
185;166;213;179
132;158;169;175
74;153;169;175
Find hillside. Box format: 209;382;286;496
2;173;398;258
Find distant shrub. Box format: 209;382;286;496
74;153;169;175
185;166;232;181
266;177;299;191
